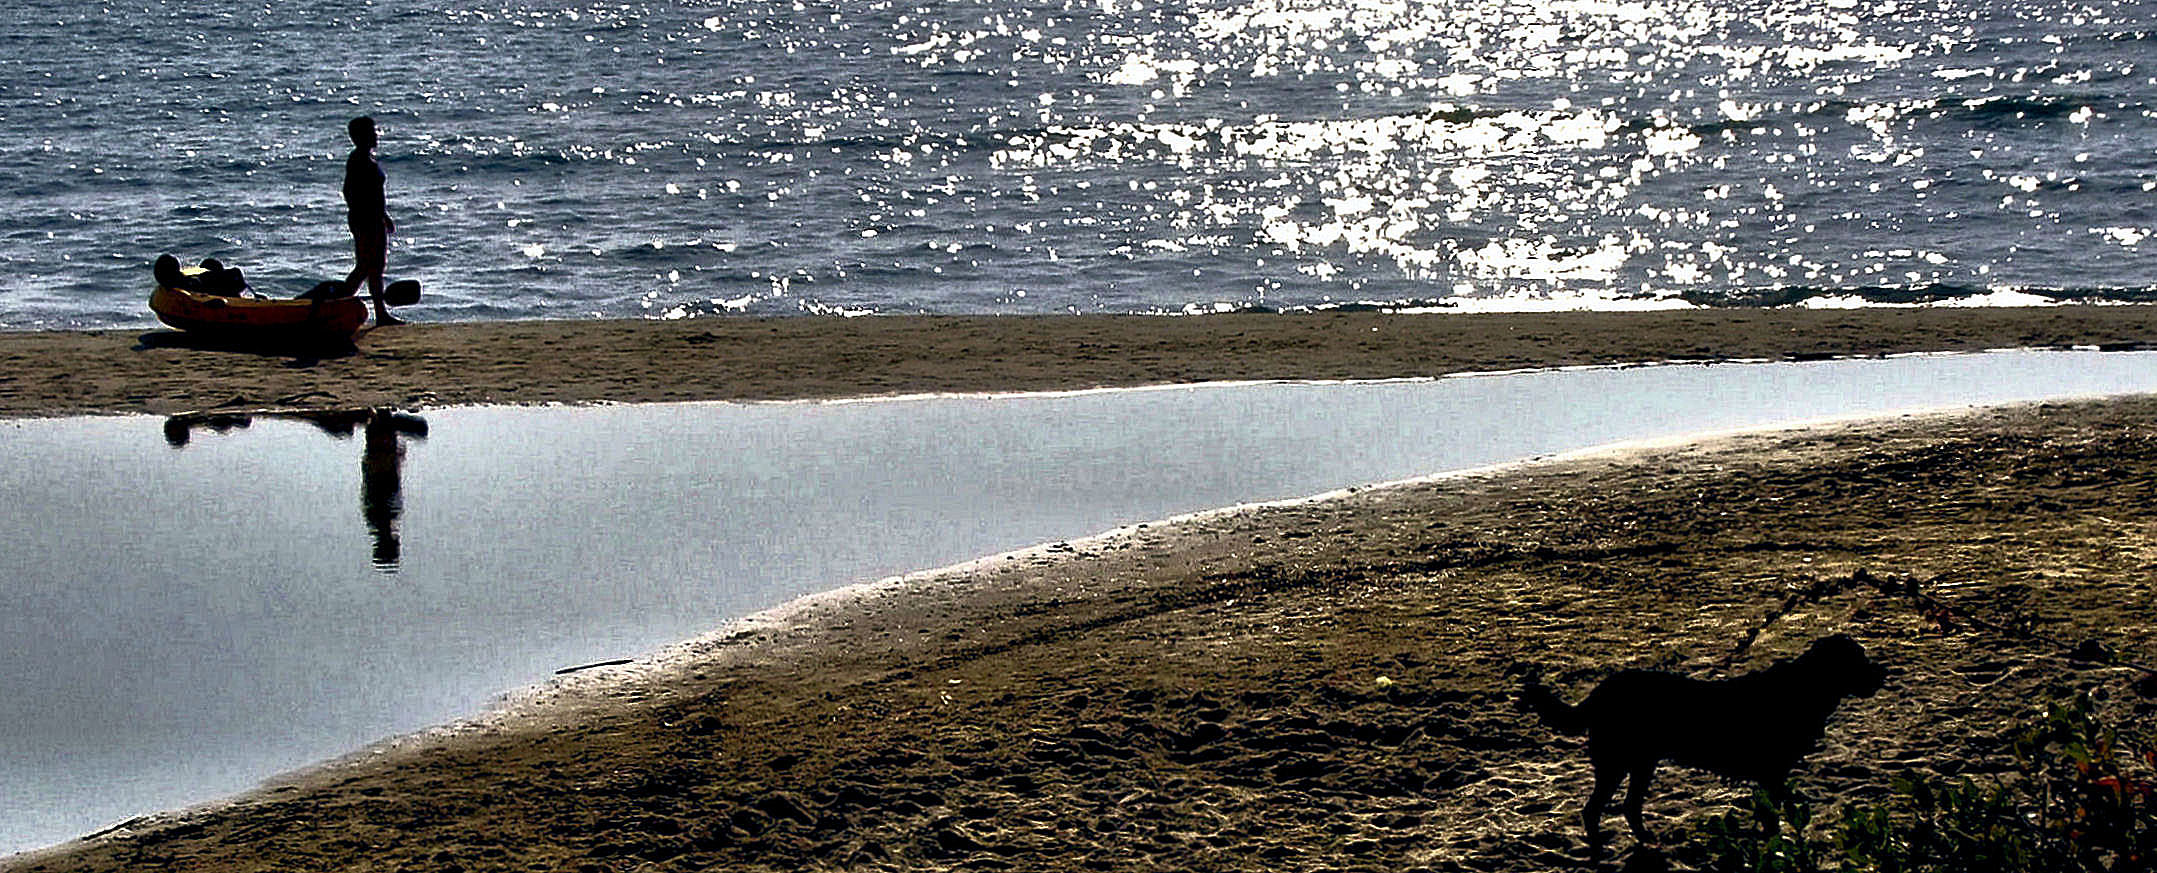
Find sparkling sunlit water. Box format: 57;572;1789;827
2;0;2153;327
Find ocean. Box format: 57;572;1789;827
2;0;2153;329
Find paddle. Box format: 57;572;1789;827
380;279;421;306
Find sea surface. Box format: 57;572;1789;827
2;0;2153;328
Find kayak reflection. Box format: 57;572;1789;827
162;408;428;572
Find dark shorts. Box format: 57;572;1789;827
350;217;387;276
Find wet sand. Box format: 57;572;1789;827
5;310;2157;871
8;305;2157;416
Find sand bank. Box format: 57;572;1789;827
7;305;2157;417
11;384;2157;871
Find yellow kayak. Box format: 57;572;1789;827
150;271;368;338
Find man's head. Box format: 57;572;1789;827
348;116;377;149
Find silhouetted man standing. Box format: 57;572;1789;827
343;116;403;326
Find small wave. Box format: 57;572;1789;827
1681;284;2157;308
1598;91;2153;143
1298;292;1693;315
741;122;1064;158
1279;283;2157;314
1939;93;2149;123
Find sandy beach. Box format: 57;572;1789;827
8;306;2157;417
6;310;2157;871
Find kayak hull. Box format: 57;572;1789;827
150;284;368;338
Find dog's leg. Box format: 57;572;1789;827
1583;763;1622;854
1623;763;1657;846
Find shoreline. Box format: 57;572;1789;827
8;305;2157;418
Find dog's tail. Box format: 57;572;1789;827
1517;674;1589;736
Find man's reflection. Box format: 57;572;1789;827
359;411;426;569
163;408;428;572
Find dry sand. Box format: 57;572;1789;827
4;310;2157;872
7;305;2157;416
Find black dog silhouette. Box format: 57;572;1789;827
1519;634;1886;852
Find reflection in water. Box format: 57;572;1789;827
162;408;428;572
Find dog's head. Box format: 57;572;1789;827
1799;633;1888;698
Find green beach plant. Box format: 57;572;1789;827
1675;692;2156;873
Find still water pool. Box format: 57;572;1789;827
3;349;2155;853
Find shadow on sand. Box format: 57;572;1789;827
134;328;361;368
